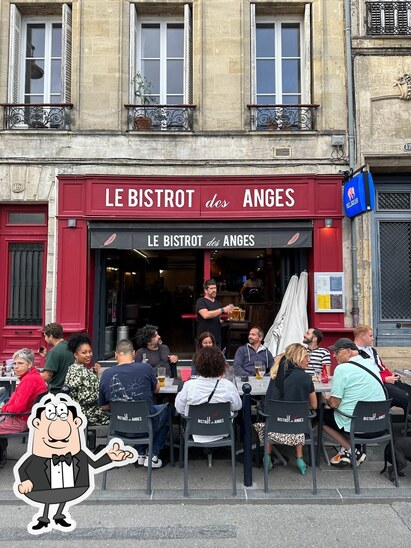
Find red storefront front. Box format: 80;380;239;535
57;175;349;359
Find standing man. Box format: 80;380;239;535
196;279;234;348
41;323;74;394
240;271;264;303
99;339;168;469
323;338;385;466
354;324;411;412
233;326;274;377
135;324;179;377
303;328;331;376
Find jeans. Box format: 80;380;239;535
135;403;169;457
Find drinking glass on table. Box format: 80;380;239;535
254;361;265;380
239;308;246;321
157;366;166;388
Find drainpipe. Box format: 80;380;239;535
344;0;359;326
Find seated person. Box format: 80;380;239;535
135;324;178;377
240;271;264;303
175;346;242;442
254;343;316;474
0;349;48;467
65;333;109;426
191;331;216;375
233;326;274;377
99;339;168;469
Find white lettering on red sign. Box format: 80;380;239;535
105;187;296;210
106;188;195;208
242;188;295;208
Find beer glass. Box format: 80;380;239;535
239;308;246;321
232;307;240;321
254;361;265;379
157;366;166;388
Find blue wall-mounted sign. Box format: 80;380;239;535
343;171;375;218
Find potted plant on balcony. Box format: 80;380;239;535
132;71;155;130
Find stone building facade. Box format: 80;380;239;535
0;0;358;360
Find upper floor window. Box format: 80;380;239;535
249;4;315;131
8;3;72;104
254;19;303;105
130;3;192;105
366;1;411;35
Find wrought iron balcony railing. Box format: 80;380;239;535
366;1;411;35
0;103;73;130
247;104;319;131
125;104;196;132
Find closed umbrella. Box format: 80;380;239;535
278;271;308;353
264;274;298;357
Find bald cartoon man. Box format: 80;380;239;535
13;393;136;535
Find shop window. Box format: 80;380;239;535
6;242;44;325
249;3;317;131
128;3;194;131
4;3;72;129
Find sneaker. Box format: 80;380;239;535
135;452;146;466
144;455;162;469
355;449;367;466
330;450;351;466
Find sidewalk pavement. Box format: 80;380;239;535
1;424;411;506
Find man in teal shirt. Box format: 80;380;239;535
41;323;74;393
323;338;385;467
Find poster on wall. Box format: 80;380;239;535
314;273;344;312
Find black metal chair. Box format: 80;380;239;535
0;412;30;467
181;402;237;497
101;400;169;495
333;399;399;494
259;400;317;494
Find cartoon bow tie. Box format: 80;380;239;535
52;452;73;466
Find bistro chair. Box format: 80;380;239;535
102;400;169;495
0;412;30;466
181;402;237;497
333;399;399;494
259;400;317;495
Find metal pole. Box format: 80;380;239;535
242;383;253;487
344;0;360;326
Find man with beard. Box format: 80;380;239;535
196;279;234;348
135;324;179;377
303;327;331;377
233;326;274;377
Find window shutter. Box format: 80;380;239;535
184;3;193;104
129;3;138;102
62;3;72;103
303;3;311;104
250;3;256;130
250;3;256;104
8;4;22;103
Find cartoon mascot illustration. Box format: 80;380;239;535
13;393;136;535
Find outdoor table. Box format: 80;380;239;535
159;375;331;487
0;375;18;394
395;369;411;379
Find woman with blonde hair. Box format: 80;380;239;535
256;343;317;475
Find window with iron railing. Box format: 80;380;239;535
2;3;72;130
127;2;194;132
366;1;411;35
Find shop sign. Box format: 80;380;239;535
343;171;375;219
87;180;313;219
90;222;313;250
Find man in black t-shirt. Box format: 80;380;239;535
195;279;234;348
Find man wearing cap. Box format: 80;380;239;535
323;338;386;466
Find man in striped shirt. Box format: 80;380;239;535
303;328;331;376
